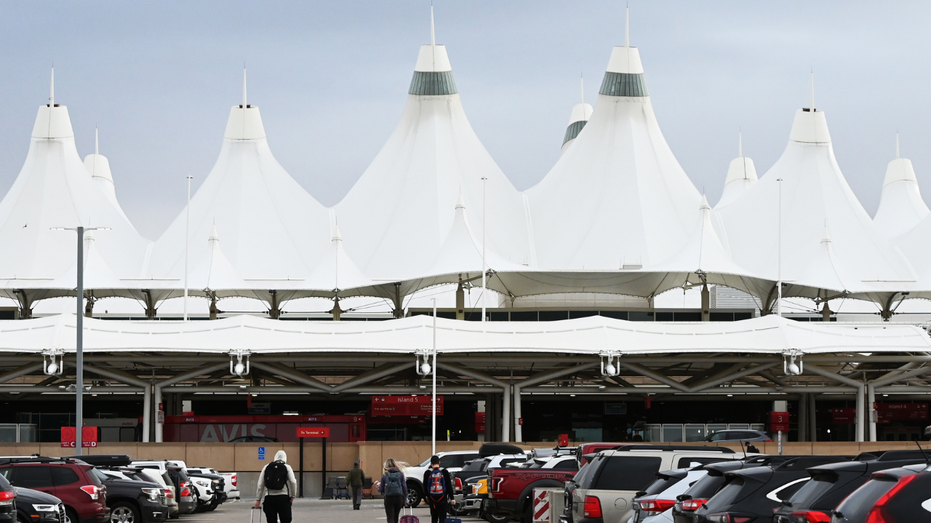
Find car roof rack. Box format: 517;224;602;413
0;455;79;465
614;445;735;454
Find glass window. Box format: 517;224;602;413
573;460;599;489
785;477;835;508
701;477;746;511
677;457;727;469
595;457;662;491
439;455;459;468
598;72;649;97
643;475;682;496
663;425;684;443
551;460;578;471
51;466;80;486
12;466;53;488
774;479;809;501
562;121;588;145
0;468;10;479
408;71;458;96
834;477;898;522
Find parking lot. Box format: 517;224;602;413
190;499;484;523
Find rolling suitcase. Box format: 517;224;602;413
250;507;262;523
399;505;419;523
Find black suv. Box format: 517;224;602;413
830;464;931;523
0;473;14;523
693;456;849;523
14;487;64;523
772;451;929;523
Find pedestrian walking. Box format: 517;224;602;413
254;450;298;523
422;455;455;523
347;460;365;510
378;458;407;523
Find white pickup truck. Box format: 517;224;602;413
185;467;240;500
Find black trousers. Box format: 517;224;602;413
351;486;362;508
427;497;448;523
383;495;405;523
262;495;292;523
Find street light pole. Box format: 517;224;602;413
777;178;783;317
481;176;487;322
431;297;437;456
52;225;109;454
183;175;192;321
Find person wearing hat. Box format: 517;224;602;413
347;460;365;510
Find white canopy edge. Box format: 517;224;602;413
1;313;926;355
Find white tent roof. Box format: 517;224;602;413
560;77;593;155
716;136;758;208
0;83;152;290
526;44;702;270
874;157;929;239
717;109;916;294
304;226;374;294
1;313;925;355
334;36;532;281
148;81;332;286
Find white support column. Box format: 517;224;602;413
154;386;163;443
855;384;865;442
513;386;522;443
142;384;151;443
867;384;877;442
502;385;511;443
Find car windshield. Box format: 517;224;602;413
643;474;683;496
783;475;837;510
701;476;748;510
418;458;431;467
90;468;110;483
682;473;728;499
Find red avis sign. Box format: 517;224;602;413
60;427;98;448
296;427;330;438
371;396;444;417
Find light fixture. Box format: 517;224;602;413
415;351;432;376
600;352;620;377
783;349;804;376
229;350;251;377
42;350;64;376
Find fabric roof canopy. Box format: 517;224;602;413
1;313;925;355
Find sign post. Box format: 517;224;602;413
296;427;330;499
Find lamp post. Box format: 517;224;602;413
431;297;437;456
183;175;192;321
52;225;109;453
481;176;487;322
776;178;783;317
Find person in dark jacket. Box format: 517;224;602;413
377;458;407;523
422;455;455;523
347;461;365;510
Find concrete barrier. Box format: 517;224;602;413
532;487;564;523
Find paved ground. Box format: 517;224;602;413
184;498;486;523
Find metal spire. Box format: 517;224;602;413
95;127;99;156
809;69;815;112
738;130;743;158
580;73;585;104
624;3;630;48
49;66;55;107
430;3;436;46
242;65;247;108
896;132;900;159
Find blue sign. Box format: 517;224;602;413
258;446;266;460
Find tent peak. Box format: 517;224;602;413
332;225;343;242
209;225;219;243
789;108;831;144
700;194;711;211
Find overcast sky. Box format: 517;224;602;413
0;1;929;241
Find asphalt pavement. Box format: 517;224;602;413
184;498;485;523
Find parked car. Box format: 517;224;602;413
64;455;168;523
130;464;192;516
630;467;708;523
183;468;238;500
135;463;214;514
458;454;529;519
0;473;14;523
704;429;772;443
404;450;481;507
560;445;741;523
772;451;929;523
14;487;64;523
0;456;109;523
830;464;931;523
671;456;798;523
112;470;177;519
692;456;849;523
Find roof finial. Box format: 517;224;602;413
580;73;585;104
95;126;99;155
49;65;55;107
430;3;436;47
242;64;247;109
896;131;900;159
624;3;630;48
738;129;743;158
809;68;815;112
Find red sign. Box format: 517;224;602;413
371;396;444;417
770;411;790;433
60;427;98;448
296;427;330;438
557;434;569;447
877;403;928;424
475;412;486;433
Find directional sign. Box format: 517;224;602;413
60;427;98;448
296;427;330;438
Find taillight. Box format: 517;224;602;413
866;475;918;523
80;485;101;500
455;477;462;491
639;499;675;513
231;475;237;487
790;510;831;523
583;496;602;518
164;489;173;498
0;491;14;506
705;514;754;523
181;488;191;497
681;498;708;511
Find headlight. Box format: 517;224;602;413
32;505;58;512
142;488;162;502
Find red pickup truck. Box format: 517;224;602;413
485;465;577;523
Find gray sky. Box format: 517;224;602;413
0;1;929;241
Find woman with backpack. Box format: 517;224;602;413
377;458;407;523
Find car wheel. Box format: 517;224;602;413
65;508;79;523
109;502;140;523
205;499;220;512
406;483;423;508
484;512;509;523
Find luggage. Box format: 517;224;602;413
399;505;419;523
250;507;262;523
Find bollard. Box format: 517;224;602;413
532;487;565;523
